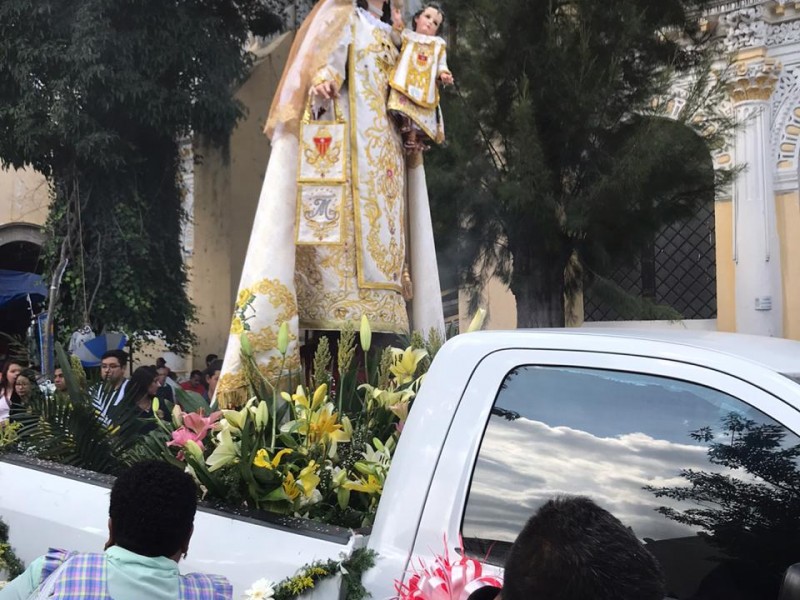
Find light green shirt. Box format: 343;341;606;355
0;546;184;600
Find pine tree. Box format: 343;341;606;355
0;0;282;352
430;0;733;327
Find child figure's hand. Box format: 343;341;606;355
440;72;454;86
392;7;404;29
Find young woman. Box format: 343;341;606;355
0;360;24;424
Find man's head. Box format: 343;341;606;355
189;369;204;387
53;367;67;392
205;353;218;368
156;365;170;386
502;496;665;600
108;460;197;559
205;359;223;399
100;350;128;387
156;357;167;369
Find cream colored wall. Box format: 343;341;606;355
776;191;800;340
714;199;736;333
0;167;49;227
189;33;295;368
458;276;517;331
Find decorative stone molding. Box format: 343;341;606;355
727;58;782;102
723;7;768;51
0;222;45;248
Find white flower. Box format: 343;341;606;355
244;577;275;600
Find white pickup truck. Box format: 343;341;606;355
3;329;800;599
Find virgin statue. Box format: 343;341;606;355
216;0;445;407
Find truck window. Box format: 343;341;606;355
462;365;800;599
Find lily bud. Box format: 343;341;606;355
360;315;372;352
240;331;252;357
151;397;160;415
184;440;204;463
277;322;289;356
467;308;487;333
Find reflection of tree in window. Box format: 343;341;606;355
647;412;800;599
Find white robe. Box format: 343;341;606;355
217;7;444;406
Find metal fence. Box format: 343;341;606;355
584;201;717;321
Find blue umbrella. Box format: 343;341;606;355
74;332;128;367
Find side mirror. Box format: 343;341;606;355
779;563;800;600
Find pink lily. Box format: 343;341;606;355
167;427;206;451
182;410;222;441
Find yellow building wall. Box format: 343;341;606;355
714;199;736;333
0;167;49;227
189;32;294;367
777;191;800;340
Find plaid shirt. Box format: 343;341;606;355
34;548;231;600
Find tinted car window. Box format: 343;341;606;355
462;366;800;599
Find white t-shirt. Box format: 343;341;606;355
91;379;129;424
0;390;10;423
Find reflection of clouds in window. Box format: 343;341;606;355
463;416;724;544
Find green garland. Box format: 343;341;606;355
271;548;377;600
0;517;25;579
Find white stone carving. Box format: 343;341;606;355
723;6;768;51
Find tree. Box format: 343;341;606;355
429;0;733;326
0;0;282;353
647;413;800;596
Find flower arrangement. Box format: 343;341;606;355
243;547;376;600
135;317;439;527
395;538;503;600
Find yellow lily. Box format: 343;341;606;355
309;404;350;446
253;448;292;470
283;461;321;499
343;474;383;495
389;347;428;385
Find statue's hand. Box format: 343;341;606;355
311;80;339;100
439;72;454;86
392;7;404;29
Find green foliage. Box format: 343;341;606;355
430;0;734;326
647;412;800;595
0;0;282;352
0;517;25;579
270;547;377;600
14;344;148;474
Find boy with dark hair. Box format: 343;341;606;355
92;349;130;422
0;460;231;599
502;496;665;600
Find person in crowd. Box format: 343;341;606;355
180;370;207;397
127;366;164;432
0;460;232;600
501;496;665;600
53;367;68;394
9;368;42;422
205;354;218;370
155;365;175;404
0;360;24;424
205;359;222;403
92;350;129;423
12;368;37;405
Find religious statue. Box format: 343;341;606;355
388;3;454;152
217;0;445;407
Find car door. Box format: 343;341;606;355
412;348;800;599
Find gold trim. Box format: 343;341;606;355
300;317;409;333
388;79;440;110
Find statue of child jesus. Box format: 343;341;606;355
388;3;454;153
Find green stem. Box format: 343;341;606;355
271;356;286;450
